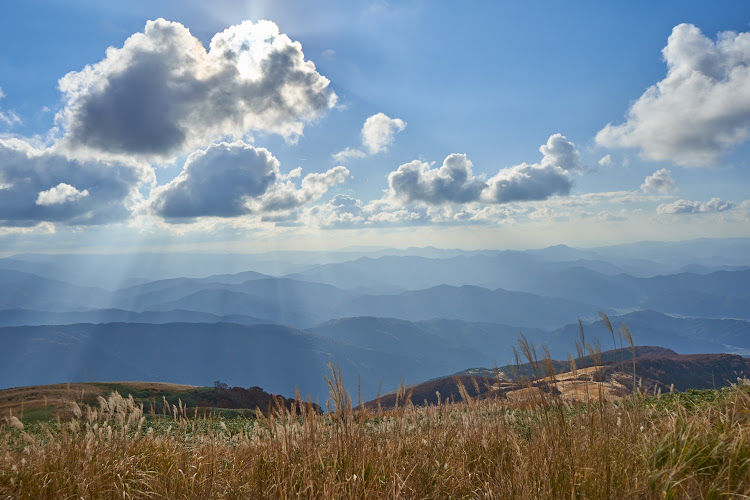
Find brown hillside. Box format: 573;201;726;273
365;349;750;409
0;381;319;423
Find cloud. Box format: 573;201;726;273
57;19;336;160
483;163;573;203
305;194;366;228
36;183;90;206
148;141;348;220
641;168;677;194
333;112;406;162
257;165;349;212
386;133;580;206
596;23;750;166
388;154;486;204
332;147;366;162
0;138;151;226
362;112;406;154
657;197;735;214
539;133;583;172
598;154;612;167
0;87;21;127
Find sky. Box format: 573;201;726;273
0;0;749;254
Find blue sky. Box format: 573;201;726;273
0;0;749;253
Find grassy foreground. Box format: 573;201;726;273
1;366;749;499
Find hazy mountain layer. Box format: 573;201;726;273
0;322;480;401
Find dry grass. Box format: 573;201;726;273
0;382;199;423
1;375;748;498
1;318;749;499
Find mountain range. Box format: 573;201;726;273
1;237;749;398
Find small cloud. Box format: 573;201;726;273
0;110;21;127
0;86;21;127
362;112;407;154
598;154;613;167
279;167;302;180
333;112;406;162
332;147;366;163
641;168;677;194
657;197;735;214
322;49;335;58
36;183;90;206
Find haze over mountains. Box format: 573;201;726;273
1;237;749;400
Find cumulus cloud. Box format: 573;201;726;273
539;133;583;172
596;23;750;166
362;113;406;154
657;197;735;214
257;165;349;212
641;168;677;194
598;154;613;167
57;19;336;160
386;133;580;206
36;183;90;206
484;135;580;203
0;87;21;127
333;112;406;161
0;138;151;226
148;141;347;220
388;154;486;204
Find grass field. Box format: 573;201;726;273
1;364;749;499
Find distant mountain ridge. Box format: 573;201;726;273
0;322;486;401
365;347;750;409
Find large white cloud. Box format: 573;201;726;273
0;139;151;226
641;168;676;194
57;19;336;160
148;141;348;220
596;23;750;166
657;197;735;214
387;133;580;206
